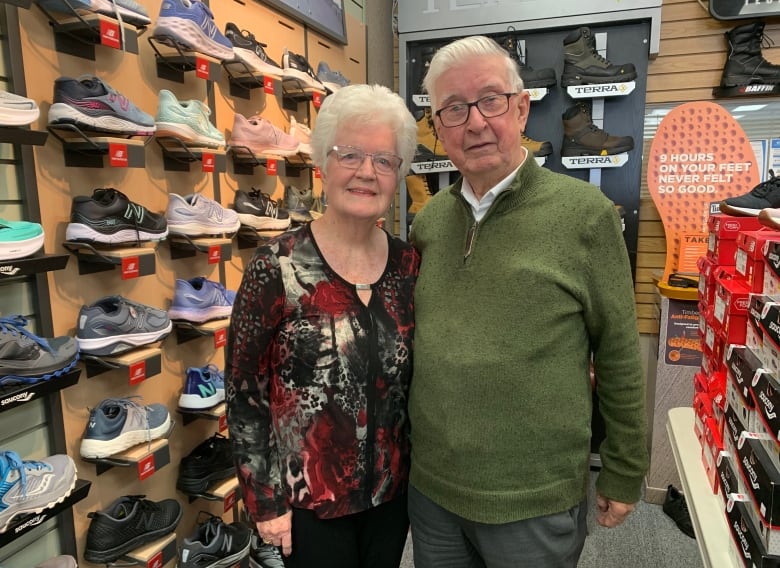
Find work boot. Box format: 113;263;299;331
415;108;448;157
720;22;780;87
406;174;433;214
560;27;637;86
561;104;634;156
521;133;553;158
497;34;557;89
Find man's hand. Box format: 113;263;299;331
256;511;293;556
595;493;636;528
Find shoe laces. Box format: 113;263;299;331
1;451;49;498
749;169;780;198
100;395;152;439
582;32;612;66
0;316;51;353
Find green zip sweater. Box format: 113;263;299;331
409;157;648;524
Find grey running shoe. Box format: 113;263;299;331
281;48;326;91
316;61;350;93
0;315;79;385
0;451;77;533
80;396;172;458
285;185;315;224
76;295;172;357
36;555;78;568
166;193;241;237
180;514;252;568
249;533;284;568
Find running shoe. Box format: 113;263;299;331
180;514;252;568
155;89;225;148
76;295;172;357
285;184;317;224
0;451;77;534
178;364;225;411
234;188;291;231
0;316;79;385
85;495;182;564
152;0;234;61
721;170;780;216
224;23;283;78
0;91;39;126
0;219;44;261
176;432;234;494
48;76;155;136
249;533;284;568
65;188;168;245
288;116;312;155
316;61;350;93
166;193;240;236
80;396;172;459
168;277;235;323
229;114;301;158
281;48;326;91
34;0;151;26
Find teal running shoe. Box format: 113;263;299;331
0;218;44;261
155;89;225;148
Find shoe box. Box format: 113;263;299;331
703;415;724;493
751;370;780;474
707;214;763;266
714;276;751;345
739;231;780;293
750;295;772;355
735;431;780;555
703;313;727;374
719;449;744;503
760;302;780;377
694;388;714;443
726;495;780;568
726;344;762;432
764;241;780;301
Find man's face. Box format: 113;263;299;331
432;55;530;193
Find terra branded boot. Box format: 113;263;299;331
561;103;634;156
720;22;780;87
560;27;637;86
415;108;448;158
406;174;433;215
521;133;553;158
497;34;557;89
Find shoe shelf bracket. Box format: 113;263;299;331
181;476;240;513
0;253;69;279
62;241;157;277
81;428;174;477
228;144;267;176
0;478;91;548
281;78;325;111
47;124;147;168
178;401;227;429
82;347;162;381
148;36;221;83
114;532;178;568
0;367;81;413
0;125;48;146
167;235;233;263
236;226;284;250
154;136;226;173
172;319;229;348
222;60;276;100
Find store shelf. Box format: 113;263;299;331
222;59;277;100
47;124;148;168
167;235;233;262
62;241;157;278
236;226;284;250
148;36;222;82
0;0;31;7
281;78;326;111
181;472;239;509
173;320;228;348
0;253;69;279
81;431;174;476
0;125;48;146
0;367;81;413
35;8;142;60
178;401;227;429
82;346;162;381
119;532;178;567
667;407;737;568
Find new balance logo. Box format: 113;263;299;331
125;203;146;222
134;511;156;531
198;383;217;397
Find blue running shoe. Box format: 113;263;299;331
0;316;79;385
34;0;150;26
317;61;350;93
168;277;235;324
152;0;234;61
0;451;77;533
178;364;224;410
48;75;155;136
0;218;44;261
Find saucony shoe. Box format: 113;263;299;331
0;218;44;261
152;0;234;61
224;23;283;78
166;193;240;236
155;89;225;148
0;315;79;385
168;277;235;323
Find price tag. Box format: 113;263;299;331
100;19;121;49
224;489;237;513
195;57;210;80
138;454;156;480
147;551;163;568
264;76;275;94
121;256;139;279
109;143;129;167
266;158;278;176
208;245;222;264
202;152;215;173
314;167;321;179
214;328;227;348
312;91;322;108
129;360;146;385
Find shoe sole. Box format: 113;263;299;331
48;103;155;136
203;541;252;568
229;137;300;158
237;213;291;231
168;305;232;323
178;390;225;410
232;47;283;79
282;68;326;91
80;413;172;459
720;202;761;217
167;219;241;237
0;232;44;261
153;17;234;61
76;321;173;357
0;354;79;384
0;105;39;127
65;223;168;244
155;122;223;148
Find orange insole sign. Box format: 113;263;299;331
647;101;758;283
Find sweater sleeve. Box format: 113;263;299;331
583;204;649;504
226;248;290;522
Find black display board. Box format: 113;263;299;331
709;0;780;20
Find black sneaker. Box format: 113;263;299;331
65;188;168;245
249;532;284;568
281;48;326;91
720;170;780;216
180;514;252;568
662;485;695;539
84;495;183;564
234;189;291;232
224;23;283;79
177;433;236;496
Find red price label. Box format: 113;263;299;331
100;19;121;49
218;413;228;432
121;255;139;279
195;57;210;80
202;152;215;172
314;167;321;179
109;143;128;167
264;76;275;94
223;489;236;513
214;328;227;348
266;159;278;176
147;551;163;568
138;454;156;480
312;91;322;108
128;360;146;385
208;245;221;264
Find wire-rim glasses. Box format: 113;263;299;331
435;93;518;127
328;145;403;175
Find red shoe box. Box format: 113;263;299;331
699;256;736;310
708;214;763;265
695;389;713;443
764;241;780;301
737;230;780;293
703;416;724;493
715;277;751;345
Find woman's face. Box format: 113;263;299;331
321;123;400;223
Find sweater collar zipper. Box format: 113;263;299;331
464;221;477;261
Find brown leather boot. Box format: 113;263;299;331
521;133;553;158
560;27;637;86
406;174;432;214
561;104;634;156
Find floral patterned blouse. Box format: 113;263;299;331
226;224;420;521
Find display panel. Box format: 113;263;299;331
259;0;347;45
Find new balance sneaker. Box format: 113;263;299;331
155;89;225;148
65;188;168;245
84;495;182;564
80;397;172;459
180;514;252;568
176;433;234;494
152;0;234;61
169;277;235;323
249;533;284;568
0;316;79;385
229;114;301;158
281;48;326;91
0;218;44;260
0;451;77;533
48;76;155;136
288;116;312;155
76;296;172;357
234;188;291;231
721;170;780;216
0;91;39;126
285;185;316;224
35;0;151;26
166;193;241;236
178;364;225;411
316;61;350;93
224;23;283;78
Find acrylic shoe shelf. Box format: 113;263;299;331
222;59;279;100
81;428;174;477
47;123;148;168
565;80;636;99
0;367;81;413
713;83;780;98
0;125;48;146
0;252;69;279
113;532;178;568
172;319;228;348
154;136;226;173
62;241;158;278
148;36;222;83
82;346;162;381
180;476;240;511
167;235;233;263
178;401;227;428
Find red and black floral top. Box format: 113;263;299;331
226;224;420;521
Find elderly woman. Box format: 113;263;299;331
226;84;419;568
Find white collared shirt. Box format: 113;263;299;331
461;162;523;222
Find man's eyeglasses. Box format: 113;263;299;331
435;93;518;128
328;145;403;175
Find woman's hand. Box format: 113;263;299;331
257;511;293;556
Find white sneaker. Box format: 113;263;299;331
0;91;39;126
166;193;240;236
289;116;312;155
281;48;327;91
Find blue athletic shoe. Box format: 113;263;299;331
34;0;150;27
0;316;79;385
152;0;234;61
168;277;235;324
178;364;225;410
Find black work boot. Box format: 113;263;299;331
561;104;634;156
497;34;557;89
560;27;637;86
720;22;780;87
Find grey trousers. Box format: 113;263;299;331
408;485;587;568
